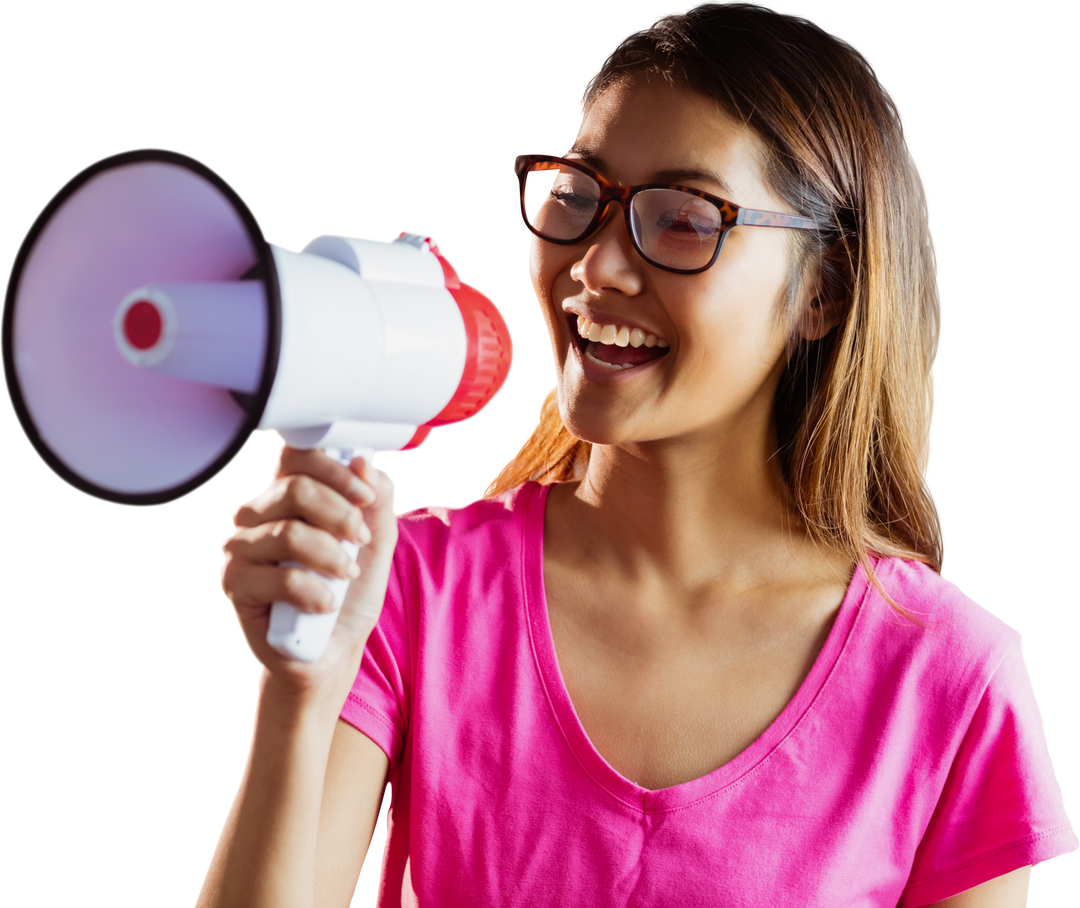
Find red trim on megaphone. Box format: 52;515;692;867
429;278;514;429
418;237;461;289
402;425;433;450
393;228;518;438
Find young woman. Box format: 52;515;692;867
197;5;1075;906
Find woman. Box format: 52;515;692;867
198;4;1075;906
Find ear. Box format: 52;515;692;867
797;291;845;341
795;244;849;342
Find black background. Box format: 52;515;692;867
2;3;1071;902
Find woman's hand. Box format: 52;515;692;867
221;446;398;697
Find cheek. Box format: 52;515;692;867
674;245;794;375
722;227;792;291
528;242;555;333
722;232;797;329
529;240;574;356
529;239;566;315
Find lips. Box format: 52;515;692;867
561;315;669;386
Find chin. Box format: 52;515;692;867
557;393;644;448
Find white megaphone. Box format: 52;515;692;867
3;149;512;662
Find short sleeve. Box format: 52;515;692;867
339;545;413;765
900;638;1077;906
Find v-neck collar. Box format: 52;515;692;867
520;481;871;814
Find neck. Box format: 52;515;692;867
558;416;805;591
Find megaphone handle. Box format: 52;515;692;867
266;447;373;662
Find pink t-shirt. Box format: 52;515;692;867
341;482;1076;906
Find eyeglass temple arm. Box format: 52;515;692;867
736;208;819;231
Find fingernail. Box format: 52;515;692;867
357;484;377;506
358;522;372;545
347;562;361;579
348;478;366;502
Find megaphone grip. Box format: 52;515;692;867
266;542;358;662
265;447;369;662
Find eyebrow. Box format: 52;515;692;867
566;143;734;197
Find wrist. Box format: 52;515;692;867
259;666;357;728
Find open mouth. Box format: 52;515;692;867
568;314;672;370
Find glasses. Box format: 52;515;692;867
515;154;820;275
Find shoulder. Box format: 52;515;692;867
387;481;545;597
868;552;1019;639
393;477;540;535
854;556;1023;707
368;483;544;663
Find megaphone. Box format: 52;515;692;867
3;149;512;661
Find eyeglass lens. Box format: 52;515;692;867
521;162;724;272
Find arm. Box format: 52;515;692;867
923;865;1030;908
315;721;391;906
196;448;397;908
197;683;390;908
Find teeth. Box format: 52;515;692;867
577;317;669;349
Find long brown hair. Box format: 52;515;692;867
488;3;943;573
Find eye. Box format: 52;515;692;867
656;209;720;238
551;188;599;214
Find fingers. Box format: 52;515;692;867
235;472;368;545
224;448;384;615
223;446;399;650
280;446;378;509
223;560;342;616
228;520;361;581
231;446;371;524
347;457;397;556
223;520;360;617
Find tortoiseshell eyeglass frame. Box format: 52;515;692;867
515;154;820;275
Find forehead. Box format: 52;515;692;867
574;77;776;208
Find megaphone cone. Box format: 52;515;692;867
4;149;512;661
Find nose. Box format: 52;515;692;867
569;204;645;298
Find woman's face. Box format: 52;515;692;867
531;77;816;450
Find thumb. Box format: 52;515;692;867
350;457;397;546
